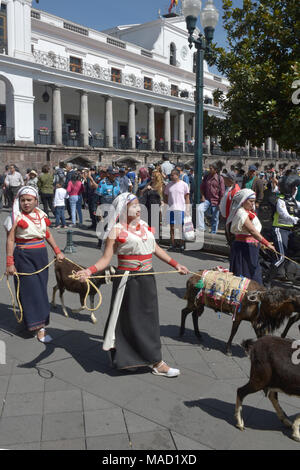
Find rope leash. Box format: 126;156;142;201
1;245;300;325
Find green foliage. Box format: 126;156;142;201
212;0;300;152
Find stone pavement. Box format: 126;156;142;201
0;208;299;450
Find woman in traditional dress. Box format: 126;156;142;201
5;186;64;342
76;192;189;377
227;188;275;284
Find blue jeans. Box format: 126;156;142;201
69;195;83;224
55;206;66;227
197;200;220;233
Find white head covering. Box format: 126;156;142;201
226;188;256;226
100;192;137;245
3;186;39;232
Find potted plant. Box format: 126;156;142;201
39;127;49;136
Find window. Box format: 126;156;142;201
171;85;178;97
144;77;153;91
111;68;122;83
170;43;176;66
70;56;82;74
204;96;213;105
0;4;7;54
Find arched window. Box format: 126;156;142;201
170;43;176;66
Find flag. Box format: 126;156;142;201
168;0;178;14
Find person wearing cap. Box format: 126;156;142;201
27;170;39;191
96;166;120;204
118;168;133;194
219;171;240;220
242;165;264;208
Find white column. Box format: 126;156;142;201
267;137;273;157
128;100;136;150
14;94;34;142
147;104;155;151
205;136;211;155
79;90;89;147
6;0;15;57
192;114;195;140
7;0;33;60
178;110;185;152
164;107;171;152
104;95;113;148
52;85;62;145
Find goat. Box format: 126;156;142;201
180;270;266;355
180;271;300;355
235;336;300;442
51;258;115;324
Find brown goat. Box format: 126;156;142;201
51;258;115;324
235;336;300;442
180;271;300;355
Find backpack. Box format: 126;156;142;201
257;189;278;229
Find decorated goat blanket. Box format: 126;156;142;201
195;266;250;315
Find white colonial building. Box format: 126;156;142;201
0;0;296;170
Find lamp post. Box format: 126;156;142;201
183;0;219;205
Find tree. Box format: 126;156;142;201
209;0;300;152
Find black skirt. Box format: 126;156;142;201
229;241;262;284
103;269;162;370
13;246;50;331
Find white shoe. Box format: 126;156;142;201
152;361;180;378
36;328;52;344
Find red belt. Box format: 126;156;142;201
235;234;258;245
118;254;153;272
15;238;46;249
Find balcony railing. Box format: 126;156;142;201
32;49;194;102
62;132;83;147
34;129;54;145
0;127;14;143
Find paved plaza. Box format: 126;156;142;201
0;208;299;450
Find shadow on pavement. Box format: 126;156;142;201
183;398;298;437
160;324;246;358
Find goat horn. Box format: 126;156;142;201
247;291;260;303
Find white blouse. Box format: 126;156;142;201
230;207;262;235
15;208;48;240
114;221;156;256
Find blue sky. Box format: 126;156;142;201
34;0;242;51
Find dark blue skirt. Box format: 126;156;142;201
13;246;50;331
229;241;262;285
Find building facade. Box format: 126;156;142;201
0;0;297;171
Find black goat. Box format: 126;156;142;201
235;336;300;442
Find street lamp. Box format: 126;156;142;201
183;0;219;205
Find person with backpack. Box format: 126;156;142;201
197;163;225;234
268;174;300;281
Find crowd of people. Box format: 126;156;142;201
2;155;300;375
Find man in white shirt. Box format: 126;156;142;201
164;169;190;252
5;164;24;207
161;154;174;182
53;182;69;228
